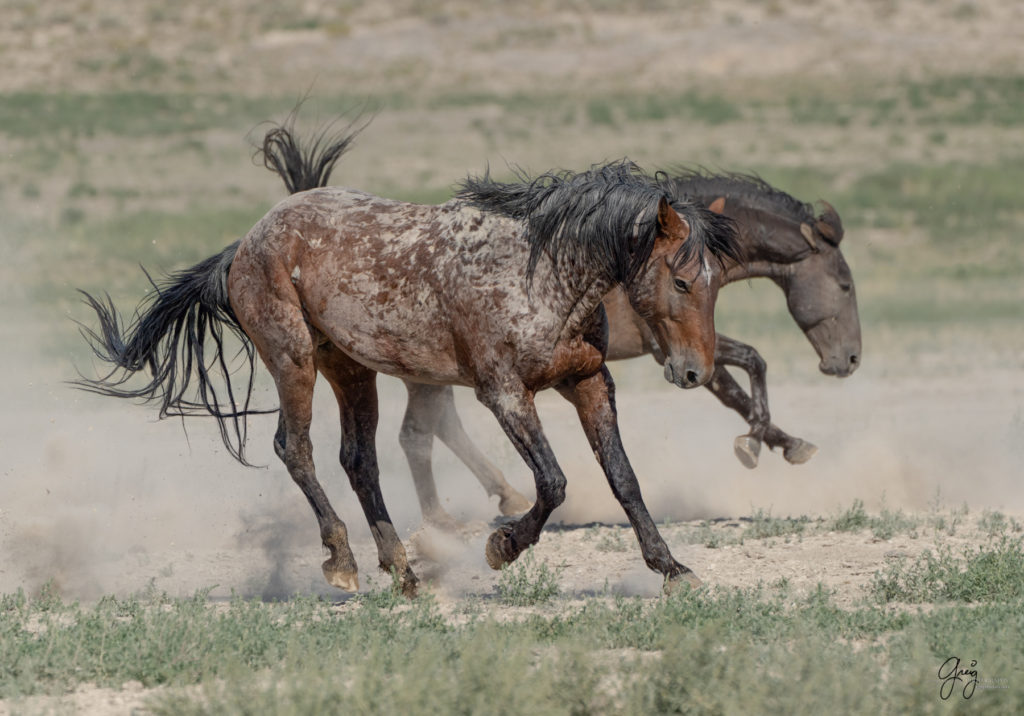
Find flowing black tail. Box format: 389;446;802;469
75;112;366;465
75;241;269;464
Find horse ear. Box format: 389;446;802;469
799;222;818;251
656;197;690;241
707;196;726;214
817;200;843;244
815;220;837;241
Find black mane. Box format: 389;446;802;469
458;160;741;285
667;168;818;227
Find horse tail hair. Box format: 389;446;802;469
74;240;267;465
74;110;371;465
254;105;371;194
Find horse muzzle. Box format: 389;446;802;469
664;357;711;389
818;348;860;377
805;318;861;378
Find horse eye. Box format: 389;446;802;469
673;277;690;293
840;282;852;292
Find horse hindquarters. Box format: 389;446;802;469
228;250;361;592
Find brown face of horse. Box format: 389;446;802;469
627;199;719;389
784;208;861;377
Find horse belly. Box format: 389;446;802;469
306;286;465;385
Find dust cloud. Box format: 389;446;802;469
1;298;1022;602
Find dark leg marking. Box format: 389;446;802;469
558;365;699;590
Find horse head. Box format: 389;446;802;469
782;201;861;377
626;197;731;389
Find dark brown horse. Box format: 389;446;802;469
613;170;861;467
77;158;740;596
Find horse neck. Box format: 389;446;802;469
533;255;617;339
722;213;805;286
724;257;786;285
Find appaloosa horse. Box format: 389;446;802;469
77;160;739;595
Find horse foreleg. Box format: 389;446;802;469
432;385;533;516
558;366;700;591
707;335;816;467
399;382;460;530
474;380;566;569
712;335;770;468
321;348;417;597
764;425;818;465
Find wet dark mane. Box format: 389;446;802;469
668;168;817;227
458;161;740;285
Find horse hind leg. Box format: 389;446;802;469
270;369;360;595
432;384;533;517
319;345;418;597
232;281;359;592
398;382;460;530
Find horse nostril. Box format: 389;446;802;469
685;370;699;385
849;354;859;365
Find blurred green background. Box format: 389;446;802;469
2;0;1021;383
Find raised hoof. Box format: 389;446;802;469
733;435;762;469
663;569;702;595
322;561;359;593
498;489;533;516
783;439;818;465
485;527;516;570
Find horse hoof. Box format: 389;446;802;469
398;569;419;599
733;435;761;469
783;439;818;465
498;490;533;516
485;528;515;570
322;562;359;593
424;510;461;533
664;569;702;595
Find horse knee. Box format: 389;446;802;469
536;474;566;509
746;349;766;378
339;442;378;482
